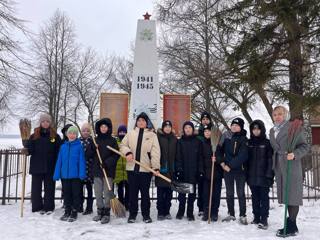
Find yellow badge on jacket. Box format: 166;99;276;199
50;138;55;143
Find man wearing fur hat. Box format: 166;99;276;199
25;113;61;214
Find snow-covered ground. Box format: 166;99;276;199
0;199;319;240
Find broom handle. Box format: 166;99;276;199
208;161;215;224
90;129;112;191
107;146;172;183
20;153;27;217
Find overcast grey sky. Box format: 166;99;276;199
3;0;156;134
16;0;155;55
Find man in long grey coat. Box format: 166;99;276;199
270;106;309;237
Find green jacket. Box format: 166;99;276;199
114;138;128;184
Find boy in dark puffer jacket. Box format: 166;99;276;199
175;121;203;221
216;118;248;225
156;120;177;220
247;120;274;229
53;126;86;222
92;118;119;224
201;124;224;222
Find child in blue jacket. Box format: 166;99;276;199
53;126;86;222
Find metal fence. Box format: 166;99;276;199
1;148;320;205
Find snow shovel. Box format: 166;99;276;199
107;146;195;194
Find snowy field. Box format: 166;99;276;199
0;199;319;240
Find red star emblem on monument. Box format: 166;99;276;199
143;12;151;20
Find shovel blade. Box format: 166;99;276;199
170;181;195;194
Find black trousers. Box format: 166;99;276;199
157;187;173;216
224;171;246;217
197;178;204;212
80;181;93;211
61;179;82;212
127;171;152;218
178;191;196;216
117;180;129;209
203;173;223;217
31;174;56;212
250;185;270;220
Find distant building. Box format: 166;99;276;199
310;108;320;145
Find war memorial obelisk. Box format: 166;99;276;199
127;12;161;130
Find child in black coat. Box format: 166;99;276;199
216;118;248;225
247;120;273;229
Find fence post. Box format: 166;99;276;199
2;150;9;205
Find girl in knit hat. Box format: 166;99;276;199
25;113;61;215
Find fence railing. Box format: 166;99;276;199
1;148;320;205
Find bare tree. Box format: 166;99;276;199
0;0;26;125
27;9;78;129
114;56;133;94
69;47;116;128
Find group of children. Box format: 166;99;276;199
26;105;309;238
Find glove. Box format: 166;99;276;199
174;171;183;181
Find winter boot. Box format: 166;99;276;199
100;208;111;224
93;208;104;222
258;218;268;230
143;215;153;223
251;215;260;225
83;208;93;215
240;216;248;225
127;214;136;223
60;209;71;221
202;211;208;221
276;218;299;237
222;215;236;222
212;214;218;222
157;215;165;221
165;213;172;220
68;210;78;222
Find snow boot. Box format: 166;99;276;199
60;209;71;221
100;208;110;224
128;214;136;223
143;215;152;223
276;218;299;238
222;215;236;222
157;215;165;221
258;218;268;230
251;215;260;225
165;214;172;220
240;216;248;225
68;210;78;222
93;208;104;222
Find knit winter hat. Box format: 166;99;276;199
117;125;127;135
183;121;195;131
39;113;52;125
67;126;79;137
201;111;212;122
162;120;173;130
81;122;91;132
231;117;245;130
